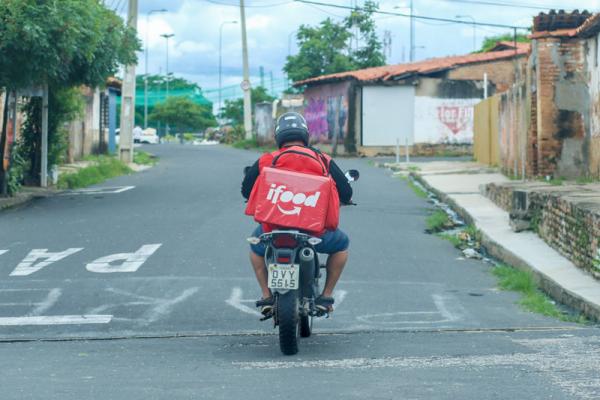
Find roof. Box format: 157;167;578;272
296;48;529;87
488;41;531;52
531;10;600;39
533;10;591;32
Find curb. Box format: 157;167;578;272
411;171;600;322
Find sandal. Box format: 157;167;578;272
315;295;335;313
256;296;274;316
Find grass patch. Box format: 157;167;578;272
232;138;259;149
134;151;158;166
492;264;587;323
426;210;450;232
408;165;421;172
576;176;598;185
407;178;427;198
439;233;462;248
539;176;565;186
58;156;132;189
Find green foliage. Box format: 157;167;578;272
219;86;275;126
133;151;157;166
232;137;259;149
491;264;587;323
20;87;84;184
439;233;463;248
0;0;139;89
183;133;196;142
7;143;25;195
57;156;131;189
149;96;216;134
407;179;428;198
346;1;386;69
284;2;385;83
426;210;450;232
478;33;530;53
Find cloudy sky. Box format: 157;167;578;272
108;0;600;101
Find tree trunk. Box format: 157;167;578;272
0;90;9;196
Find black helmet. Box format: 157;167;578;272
275;112;309;148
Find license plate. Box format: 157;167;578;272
267;264;299;290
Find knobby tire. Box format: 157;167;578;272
277;291;299;355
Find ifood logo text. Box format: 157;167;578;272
266;184;321;215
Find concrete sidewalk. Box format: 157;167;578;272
385;161;600;322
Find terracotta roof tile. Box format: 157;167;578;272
533;10;591;32
296;48;529;87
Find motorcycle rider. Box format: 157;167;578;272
242;112;353;315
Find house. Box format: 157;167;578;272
474;10;600;178
296;46;529;156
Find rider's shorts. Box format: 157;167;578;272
249;225;350;257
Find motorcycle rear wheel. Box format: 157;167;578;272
277;291;299;355
299;315;312;338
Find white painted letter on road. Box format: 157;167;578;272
10;248;83;276
0;250;8;256
86;244;162;273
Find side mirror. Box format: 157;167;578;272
345;169;360;182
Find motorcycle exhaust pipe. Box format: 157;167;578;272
299;247;315;263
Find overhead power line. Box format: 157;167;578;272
436;0;573;11
294;0;530;30
201;0;293;8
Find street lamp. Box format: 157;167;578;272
160;33;175;98
144;9;168;129
219;20;237;115
456;15;477;52
286;29;297;89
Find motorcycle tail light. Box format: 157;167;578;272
277;256;291;263
273;235;298;249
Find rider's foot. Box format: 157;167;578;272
256;296;274;316
315;295;334;313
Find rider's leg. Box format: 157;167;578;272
250;251;271;299
322;250;348;298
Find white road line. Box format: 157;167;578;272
10;248;84;276
432;294;464;323
0;315;113;326
28;288;62;316
57;186;135;196
0;250;7;256
226;287;262;317
333;289;347;309
144;287;199;323
86;244;162;273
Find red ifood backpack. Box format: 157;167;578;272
245;146;340;234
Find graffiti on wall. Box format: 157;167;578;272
304;82;350;144
414;97;480;144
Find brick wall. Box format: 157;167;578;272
447;56;527;94
485;182;600;279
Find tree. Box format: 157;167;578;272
478;33;530;53
346;1;386;69
219;86;275;126
149;97;216;134
284;2;385;83
0;0;139;193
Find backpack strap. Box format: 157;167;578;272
271;148;327;175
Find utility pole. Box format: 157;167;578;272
119;0;138;164
269;71;274;96
239;0;253;139
144;9;167;129
161;33;174;98
409;0;415;62
41;85;48;187
219;20;237;115
259;66;265;88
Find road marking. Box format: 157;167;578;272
58;186;135;196
355;294;464;325
28;288;62;316
0;315;112;326
87;287;199;324
226;287;262;317
86;244;162;273
10;248;84;276
0;250;7;256
333;289;347;308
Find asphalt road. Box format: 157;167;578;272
0;144;598;399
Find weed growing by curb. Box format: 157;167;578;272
58;156;132;189
426;210;451;232
492;264;587;323
134;151;158;166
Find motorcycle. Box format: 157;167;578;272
246;169;359;355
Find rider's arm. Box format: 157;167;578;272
241;160;260;200
329;160;353;204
